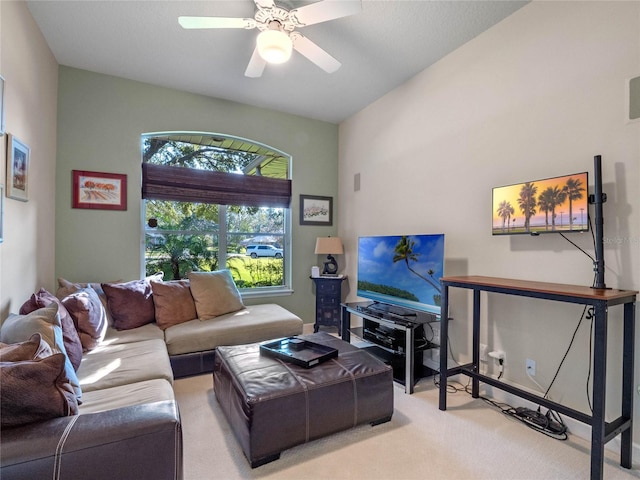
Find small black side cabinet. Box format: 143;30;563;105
311;276;347;332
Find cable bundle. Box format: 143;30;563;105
480;396;568;441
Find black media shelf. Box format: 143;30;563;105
341;301;439;394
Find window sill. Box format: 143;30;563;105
240;287;294;299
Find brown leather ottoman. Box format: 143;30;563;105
213;332;394;467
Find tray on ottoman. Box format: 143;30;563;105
214;332;394;468
259;337;338;368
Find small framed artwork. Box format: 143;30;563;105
72;170;127;210
6;134;30;202
0;75;5;135
300;194;333;226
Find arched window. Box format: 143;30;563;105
141;132;292;295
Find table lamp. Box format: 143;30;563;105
315;237;344;275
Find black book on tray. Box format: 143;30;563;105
260;337;338;368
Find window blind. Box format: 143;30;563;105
142;163;291;208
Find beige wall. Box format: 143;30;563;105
0;1;58;319
55;67;339;323
339;0;639;440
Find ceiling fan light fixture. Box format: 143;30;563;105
257;29;292;64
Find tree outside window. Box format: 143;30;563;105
142;133;291;291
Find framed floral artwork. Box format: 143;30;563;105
72;170;127;210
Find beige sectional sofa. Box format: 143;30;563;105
0;270;303;480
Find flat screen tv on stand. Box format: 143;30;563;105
356;234;445;317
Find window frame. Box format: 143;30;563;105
141;132;293;297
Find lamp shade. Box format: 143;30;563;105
257;29;292;64
315;237;344;255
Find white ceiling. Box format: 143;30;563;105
27;0;528;124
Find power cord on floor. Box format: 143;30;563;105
436;374;568;441
433;374;472;394
480;396;568;440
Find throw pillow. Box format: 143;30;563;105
0;353;79;428
57;277;115;325
102;279;156;330
19;288;83;371
188;270;245;320
61;287;108;351
0;333;52;362
0;304;83;402
150;280;197;330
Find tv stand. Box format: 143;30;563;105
362;302;417;317
341;301;438;394
438;276;637;480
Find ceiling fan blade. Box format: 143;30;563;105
178;16;256;30
291;33;341;73
291;0;362;26
245;46;267;78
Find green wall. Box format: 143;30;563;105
55;67;339;323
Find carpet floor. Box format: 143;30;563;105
173;373;640;480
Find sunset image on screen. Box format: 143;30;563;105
492;172;589;235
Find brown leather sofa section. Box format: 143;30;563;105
214;332;393;467
0;401;182;480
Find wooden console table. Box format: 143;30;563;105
438;276;637;480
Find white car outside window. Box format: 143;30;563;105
246;245;283;258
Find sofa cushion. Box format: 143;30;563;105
151;280;197;330
79;379;175;414
164;303;303;355
102;279;156;330
76;339;173;393
0;353;79;428
188;270;244;320
19;288;84;371
61;287;108;352
102;323;164;346
0;304;82;402
0;333;52;362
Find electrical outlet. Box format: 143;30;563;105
526;358;536;376
488;350;505;360
480;344;488;362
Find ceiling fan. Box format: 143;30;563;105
178;0;362;78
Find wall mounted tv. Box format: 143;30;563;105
492;172;589;235
357;234;445;316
